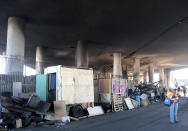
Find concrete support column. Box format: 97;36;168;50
113;52;122;77
122;64;128;79
133;58;140;84
148;63;154;83
143;71;147;83
164;69;171;89
76;40;88;68
2;52;6;74
36;46;44;74
159;67;165;88
6;17;25;74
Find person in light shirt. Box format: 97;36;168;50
166;88;180;123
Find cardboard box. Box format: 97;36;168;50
54;101;67;116
141;99;150;107
45;101;67;121
87;106;104;116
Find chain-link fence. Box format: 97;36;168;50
0;55;36;97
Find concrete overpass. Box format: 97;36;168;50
0;0;188;85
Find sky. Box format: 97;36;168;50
154;73;159;82
170;68;188;87
171;68;188;80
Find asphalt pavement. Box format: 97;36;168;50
17;98;188;131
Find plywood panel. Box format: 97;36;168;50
61;68;74;86
74;69;94;104
99;79;111;94
61;68;74;104
61;67;94;104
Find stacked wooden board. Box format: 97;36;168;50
113;93;124;112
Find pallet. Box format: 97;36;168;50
70;116;88;121
112;93;124;112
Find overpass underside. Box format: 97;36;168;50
0;1;188;130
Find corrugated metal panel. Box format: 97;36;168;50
0;56;36;97
0;75;36;97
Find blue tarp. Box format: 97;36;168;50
49;73;56;90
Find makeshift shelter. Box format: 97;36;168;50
36;65;94;105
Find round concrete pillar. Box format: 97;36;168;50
159;67;165;87
148;63;154;83
164;69;171;89
76;40;88;68
133;58;140;84
122;64;128;79
143;71;147;83
2;52;6;74
113;52;122;77
6;17;25;74
36;46;44;74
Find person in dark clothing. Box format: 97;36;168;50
178;87;181;92
182;86;187;97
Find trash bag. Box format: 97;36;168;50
69;105;84;118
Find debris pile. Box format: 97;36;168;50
0;81;165;130
0;93;68;130
124;81;164;110
0;93;105;130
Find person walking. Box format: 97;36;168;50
167;88;179;123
